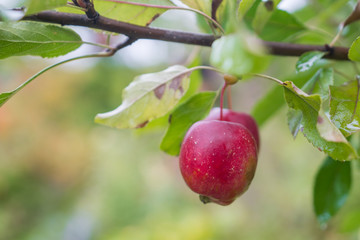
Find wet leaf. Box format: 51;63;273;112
283;81;357;160
296;51;326;73
330;79;360;136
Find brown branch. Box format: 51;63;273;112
23;11;350;60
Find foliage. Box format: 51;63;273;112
1;0;360;237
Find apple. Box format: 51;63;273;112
179;120;258;206
206;107;260;151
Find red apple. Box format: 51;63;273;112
206;108;260;151
179;120;258;206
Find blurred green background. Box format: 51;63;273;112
1;53;360;240
1;1;360;239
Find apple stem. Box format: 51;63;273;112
220;82;228;121
227;86;232;110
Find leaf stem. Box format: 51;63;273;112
329;24;344;47
189;65;224;74
82;41;115;50
250;73;284;85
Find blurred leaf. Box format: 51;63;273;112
210;31;269;77
252;0;281;33
283;81;357;160
339;208;360;233
252;86;283;127
330;80;360;136
178;0;211;14
348;36;360;61
58;0;174;26
160;91;217;156
287;109;303;138
314;156;352;225
296;51;326;73
238;0;256;18
259;9;306;42
218;0;238;34
95;65;192;129
25;0;67;15
0;22;82;59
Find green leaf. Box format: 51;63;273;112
287;68;334;138
296;51;326;73
0;22;82;59
0;92;15;107
178;0;211;14
98;0;174;26
160;91;217;156
283;81;358;160
259;9;306;42
252;0;281;33
330;80;360;136
210;31;269;77
314;156;352;226
238;0;256;18
300;68;334;99
95;65;192;129
26;0;67;15
58;0;174;26
348;36;360;61
252;60;330;127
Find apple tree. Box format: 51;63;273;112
1;0;360;230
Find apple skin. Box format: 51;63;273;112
206;108;260;151
179;120;258;206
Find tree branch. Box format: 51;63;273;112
23;11;350;60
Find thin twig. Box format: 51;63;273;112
23;11;351;60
